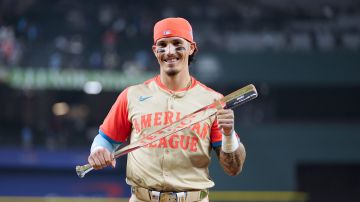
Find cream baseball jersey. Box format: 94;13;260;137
99;75;237;191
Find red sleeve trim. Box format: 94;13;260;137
99;88;132;142
210;118;240;148
210;117;222;145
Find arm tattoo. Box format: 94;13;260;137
215;144;246;176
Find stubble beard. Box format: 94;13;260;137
163;63;181;76
165;68;179;77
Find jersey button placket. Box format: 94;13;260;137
163;148;170;179
167;94;176;111
164;94;177;181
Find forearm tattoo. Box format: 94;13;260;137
215;145;246;176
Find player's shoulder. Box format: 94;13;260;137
122;76;157;98
126;76;156;91
194;78;223;99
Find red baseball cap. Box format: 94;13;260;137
153;17;197;52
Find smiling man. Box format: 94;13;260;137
87;17;246;202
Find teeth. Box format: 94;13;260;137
165;58;178;62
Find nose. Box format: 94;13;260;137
165;44;176;55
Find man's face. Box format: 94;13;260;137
152;37;195;76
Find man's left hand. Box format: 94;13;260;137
216;109;234;136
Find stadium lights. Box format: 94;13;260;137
83;81;102;94
52;102;70;116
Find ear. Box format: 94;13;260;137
189;43;196;55
152;45;157;55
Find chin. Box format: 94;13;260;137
165;70;179;76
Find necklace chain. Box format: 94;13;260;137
170;77;192;96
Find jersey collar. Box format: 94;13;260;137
154;75;197;94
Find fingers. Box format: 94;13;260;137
88;147;115;170
216;109;234;135
216;109;234;122
105;153;116;168
112;153;116;168
103;151;113;166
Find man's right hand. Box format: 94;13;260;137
88;147;116;170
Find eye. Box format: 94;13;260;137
156;41;166;47
173;40;182;46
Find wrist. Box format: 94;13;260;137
222;129;233;136
91;134;119;153
221;130;240;153
90;145;105;153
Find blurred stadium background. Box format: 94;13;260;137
0;0;360;201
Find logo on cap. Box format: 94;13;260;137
163;30;171;35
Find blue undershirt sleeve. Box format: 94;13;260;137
91;134;121;153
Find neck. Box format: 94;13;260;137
160;72;192;91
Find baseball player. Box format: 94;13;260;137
88;17;246;202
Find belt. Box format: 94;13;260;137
131;186;208;202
